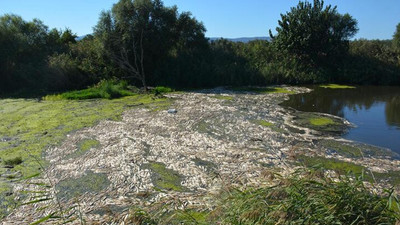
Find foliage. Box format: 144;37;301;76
44;79;134;100
94;0;208;89
47;53;87;91
1;1;399;95
344;39;400;85
394;23;400;50
152;86;174;95
270;0;358;67
0;14;79;94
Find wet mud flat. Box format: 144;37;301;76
2;86;400;224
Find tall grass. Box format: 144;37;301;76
212;170;400;225
122;169;400;225
44;79;134;100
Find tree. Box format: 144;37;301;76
94;0;206;90
270;0;358;68
394;23;400;50
0;14;50;92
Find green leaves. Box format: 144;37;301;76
271;0;358;70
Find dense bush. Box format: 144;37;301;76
44;79;133;100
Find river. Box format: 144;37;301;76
282;85;400;153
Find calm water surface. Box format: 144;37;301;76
282;86;400;153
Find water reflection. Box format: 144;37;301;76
282;86;400;152
386;96;400;129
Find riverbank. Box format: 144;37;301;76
1;86;400;223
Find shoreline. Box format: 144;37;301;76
2;86;400;223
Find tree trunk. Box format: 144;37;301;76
141;77;148;93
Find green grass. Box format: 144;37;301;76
151;86;174;95
131;169;400;225
145;162;185;192
320;84;356;89
44;79;134;100
309;117;336;126
211;170;399;225
230;86;294;94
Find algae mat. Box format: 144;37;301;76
0;95;171;218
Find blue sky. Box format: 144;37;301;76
0;0;399;40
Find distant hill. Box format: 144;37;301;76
76;35;89;41
209;37;270;43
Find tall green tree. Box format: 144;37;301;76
270;0;358;80
394;23;400;50
94;0;206;90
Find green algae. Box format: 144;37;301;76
195;121;215;135
0;182;16;220
253;120;274;127
252;119;287;133
309;117;335;126
66;139;100;159
144;162;185;192
320;139;398;158
298;155;364;175
320;140;363;158
79;139;100;152
192;158;218;175
56;171;110;201
320;84;356;89
0;95;171;218
3;157;23;167
297;155;400;186
0;95;169;178
293;112;345;135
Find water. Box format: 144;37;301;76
282;86;400;153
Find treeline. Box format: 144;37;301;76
1;0;400;95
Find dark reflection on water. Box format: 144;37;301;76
281;86;400;153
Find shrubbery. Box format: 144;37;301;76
44;79;133;100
